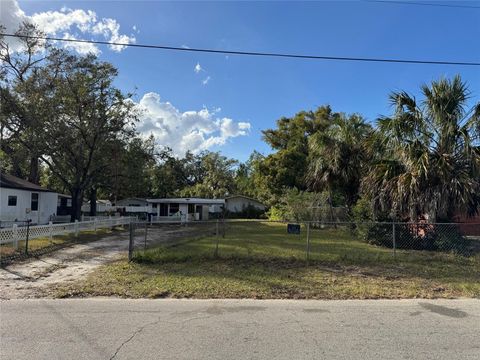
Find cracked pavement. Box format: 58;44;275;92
1;298;479;360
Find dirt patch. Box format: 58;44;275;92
0;231;130;299
0;225;204;299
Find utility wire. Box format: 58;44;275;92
363;0;480;9
1;32;479;66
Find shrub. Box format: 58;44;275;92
358;222;470;254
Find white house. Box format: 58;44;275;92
81;199;114;214
147;198;225;221
115;198;153;214
0;173;58;225
225;195;266;213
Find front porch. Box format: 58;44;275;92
147;198;225;223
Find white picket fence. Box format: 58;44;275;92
150;215;185;224
0;217;134;248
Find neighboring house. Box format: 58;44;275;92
57;194;72;216
115;198;153;214
147;198;225;221
225;195;266;214
452;212;480;236
81;199;114;214
0;173;58;225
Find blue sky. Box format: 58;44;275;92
7;1;480;161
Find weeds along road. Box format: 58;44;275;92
1;299;479;360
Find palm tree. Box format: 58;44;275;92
307;113;372;213
364;76;480;221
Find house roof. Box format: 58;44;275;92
147;198;225;205
0;173;56;193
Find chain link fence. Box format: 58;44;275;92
128;220;480;264
128;220;222;261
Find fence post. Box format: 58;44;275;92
306;222;311;264
392;221;397;260
12;224;18;250
144;222;148;251
94;219;97;233
214;219;220;257
74;220;79;238
25;221;30;254
48;221;53;243
222;217;226;238
128;221;134;261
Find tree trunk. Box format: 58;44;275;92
70;189;83;222
89;187;97;216
28;157;40;184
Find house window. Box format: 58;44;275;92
152;203;157;209
31;193;39;211
188;204;195;214
169;203;179;215
159;203;168;216
8;196;17;206
67;199;72;207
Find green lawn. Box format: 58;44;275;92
55;222;480;299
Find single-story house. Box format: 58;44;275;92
225;195;266;213
81;199;114;214
452;213;480;236
0;173;58;225
147;198;225;221
57;194;72;216
115;198;153;213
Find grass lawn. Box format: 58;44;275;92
55;222;480;299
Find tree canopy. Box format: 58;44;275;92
2;24;479;223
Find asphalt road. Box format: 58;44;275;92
1;299;479;360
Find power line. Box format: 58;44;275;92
363;0;480;9
1;32;479;66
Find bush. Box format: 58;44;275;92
225;204;266;219
358;222;470;254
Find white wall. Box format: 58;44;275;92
0;188;58;224
179;204;188;217
226;197;266;213
202;205;209;220
116;198;148;207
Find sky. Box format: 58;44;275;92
1;0;479;161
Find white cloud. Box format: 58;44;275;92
202;76;211;85
0;0;28;51
0;0;135;54
194;62;202;73
62;33;100;55
135;92;250;155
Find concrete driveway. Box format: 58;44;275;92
1;299;479;360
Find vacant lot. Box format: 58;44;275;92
55;222;480;299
